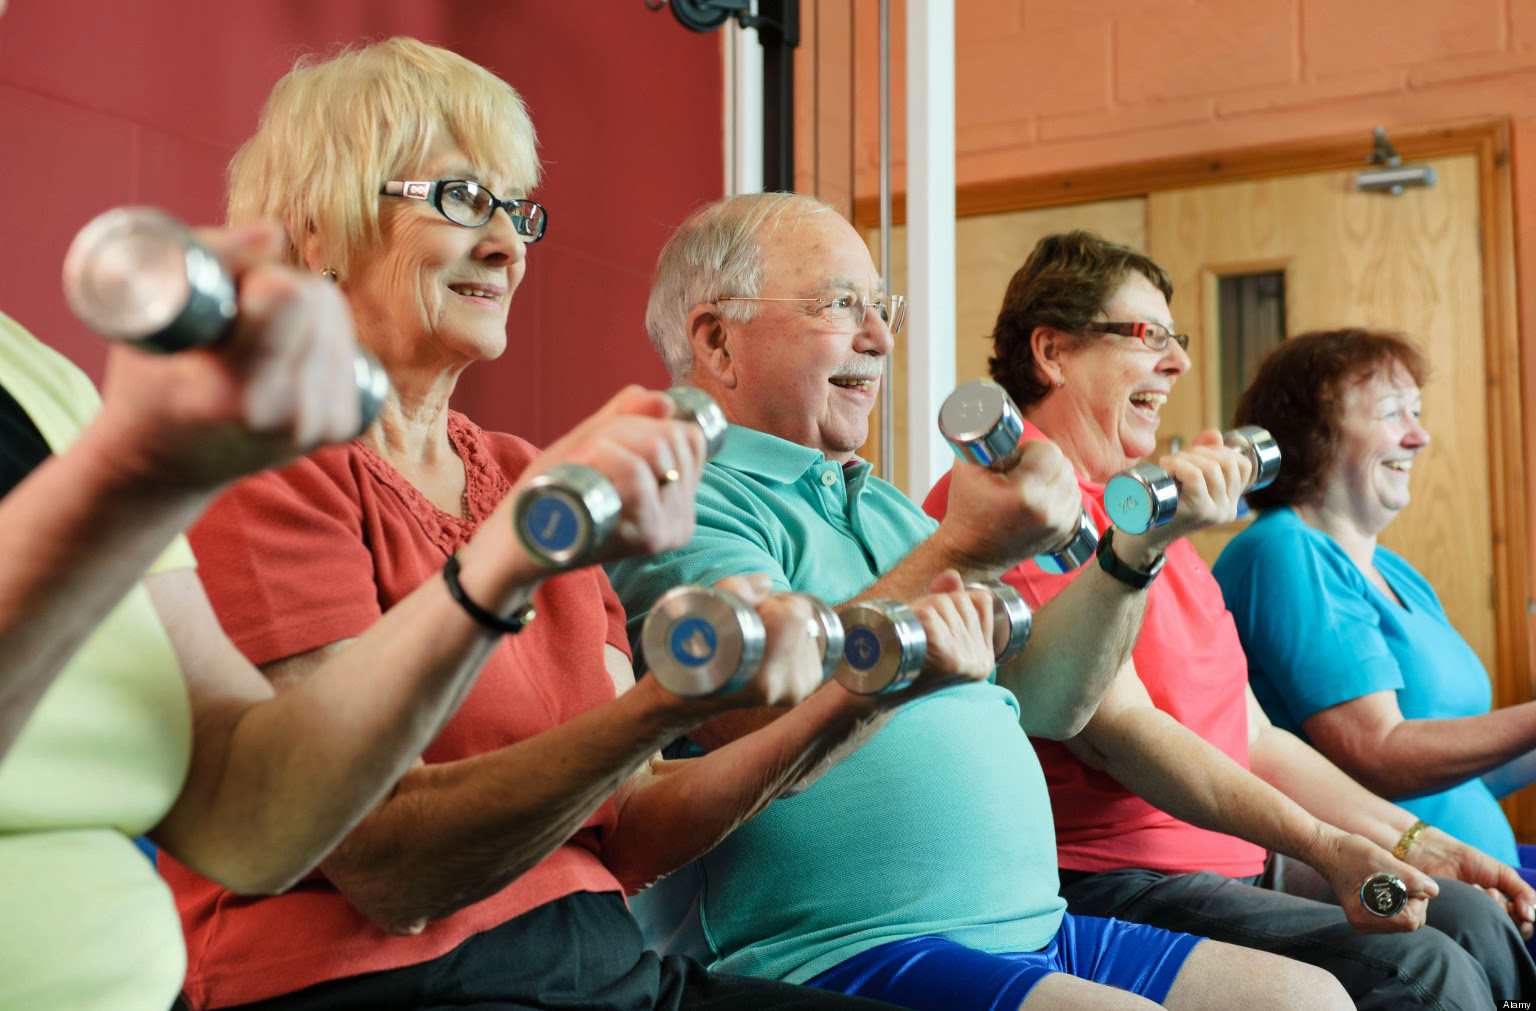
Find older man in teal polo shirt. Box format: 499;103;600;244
606;192;1347;1010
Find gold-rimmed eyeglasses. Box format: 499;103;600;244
718;292;907;335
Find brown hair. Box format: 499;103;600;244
989;230;1174;410
1235;328;1429;509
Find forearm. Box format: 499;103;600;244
155;521;548;893
1247;724;1417;850
1336;704;1536;798
1076;705;1343;866
306;676;712;933
604;682;890;892
995;567;1147;738
0;424;213;757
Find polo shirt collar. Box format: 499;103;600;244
715;424;867;484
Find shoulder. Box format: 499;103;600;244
0;312;102;448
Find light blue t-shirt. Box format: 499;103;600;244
607;425;1066;984
1212;507;1518;865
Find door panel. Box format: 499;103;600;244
1148;154;1494;673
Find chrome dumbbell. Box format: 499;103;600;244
967;579;1032;666
62;207;390;431
1102;426;1281;535
642;586;842;696
1358;871;1408;918
834;600;928;695
835;581;1033;695
514;386;728;568
938;378;1098;575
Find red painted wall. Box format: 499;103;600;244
0;0;723;444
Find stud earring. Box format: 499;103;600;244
1055;378;1066;389
321;268;338;282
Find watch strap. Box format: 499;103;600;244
1095;527;1163;590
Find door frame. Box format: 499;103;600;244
858;118;1533;827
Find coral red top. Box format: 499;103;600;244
164;413;631;1008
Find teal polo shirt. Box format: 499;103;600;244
607;425;1067;984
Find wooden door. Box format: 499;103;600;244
1148;154;1496;675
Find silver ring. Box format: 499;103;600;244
657;467;681;488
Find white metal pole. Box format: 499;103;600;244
877;0;893;482
904;0;956;497
725;10;764;196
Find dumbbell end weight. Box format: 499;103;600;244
642;585;766;697
834;599;927;696
1103;464;1179;536
513;463;623;568
63;206;237;353
1033;509;1101;575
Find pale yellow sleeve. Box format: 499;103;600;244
0;311;195;573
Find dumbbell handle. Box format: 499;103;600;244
1103;427;1281;536
937;378;1099;575
835;582;1033;695
513;386;727;568
62;206;390;432
642;586;842;697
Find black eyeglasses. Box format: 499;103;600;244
1093;321;1190;353
379;180;548;243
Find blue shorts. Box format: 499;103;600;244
806;913;1203;1010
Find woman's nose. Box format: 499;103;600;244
475;207;528;265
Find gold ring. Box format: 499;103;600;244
657;468;681;488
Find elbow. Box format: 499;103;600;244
1029;700;1099;741
1313;744;1407;800
217;859;310;898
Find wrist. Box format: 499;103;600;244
930;521;1005;580
1108;527;1171;571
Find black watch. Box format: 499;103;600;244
1095;527;1164;590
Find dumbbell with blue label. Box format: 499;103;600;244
513;386;728;568
938;378;1099;575
62;207;390;433
1102;426;1281;536
835;579;1032;695
641;586;843;696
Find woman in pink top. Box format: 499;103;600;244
923;229;1536;1008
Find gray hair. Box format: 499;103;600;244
646;192;838;380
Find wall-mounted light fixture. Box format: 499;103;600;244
1357;126;1437;195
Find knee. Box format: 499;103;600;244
1267;961;1352;1011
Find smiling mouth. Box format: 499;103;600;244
830;376;880;390
448;283;504;302
1383;459;1414;472
1129;391;1167;417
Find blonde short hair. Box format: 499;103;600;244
646;192;837;380
228;36;539;275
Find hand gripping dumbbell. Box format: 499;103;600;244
1102;426;1282;536
641;586;843;696
938;379;1098;575
513;386;728;568
62;207;390;432
834;580;1034;695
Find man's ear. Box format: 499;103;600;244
1030;325;1069;388
687;303;737;389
